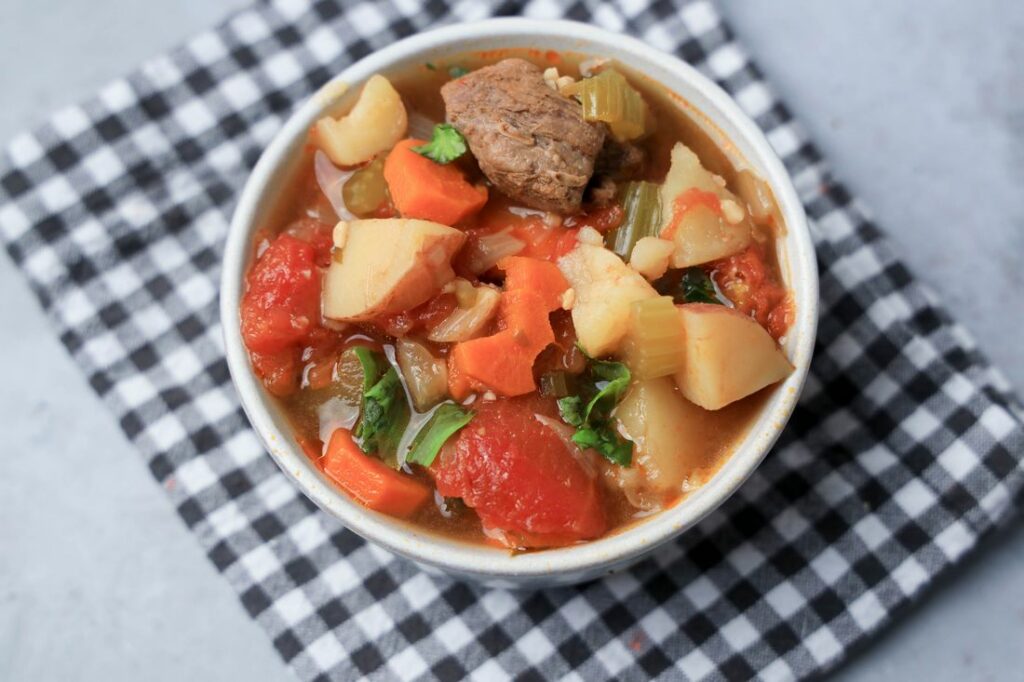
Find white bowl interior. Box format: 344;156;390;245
221;19;818;587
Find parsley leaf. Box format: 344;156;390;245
448;65;470;78
406;403;474;467
556;359;634;466
655;267;724;305
352;348;410;466
412;124;468;164
571;428;633;466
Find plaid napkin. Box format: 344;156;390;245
2;0;1022;679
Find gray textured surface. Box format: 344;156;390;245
0;1;1021;680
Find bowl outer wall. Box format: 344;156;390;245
220;18;819;588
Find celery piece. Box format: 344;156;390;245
621;296;685;380
565;69;647;141
343;155;389;217
605;181;662;260
539;371;578;398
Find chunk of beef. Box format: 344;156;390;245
441;59;605;213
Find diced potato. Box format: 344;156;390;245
673;303;793;409
315;75;408;167
659;142;752;268
323;219;465;321
428;284;501;343
396;338;448;411
557;243;657;357
613;377;709;495
629;236;674;280
667;204;751;269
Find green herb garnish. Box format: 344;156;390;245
448;65;470;78
425;62;437;71
412;123;468;164
406;403;475;467
556;359;633;466
353;348;410;466
655;267;724;305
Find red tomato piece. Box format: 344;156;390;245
241;234;321;354
433;396;607;544
712;245;791;339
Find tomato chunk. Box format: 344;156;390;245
433;396;607;545
240;231;328;395
712;244;792;339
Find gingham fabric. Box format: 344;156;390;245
1;0;1022;679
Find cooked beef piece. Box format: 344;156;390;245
594;138;645;180
441;59;605;213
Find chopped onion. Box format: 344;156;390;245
395;338;449;412
428;286;500;343
464;229;526;274
317;397;360;447
314;150;357;221
407;111;439;141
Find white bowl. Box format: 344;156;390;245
221;18;818;588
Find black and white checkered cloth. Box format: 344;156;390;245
2;1;1022;679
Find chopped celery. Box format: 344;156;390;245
540;371;578;398
565;69;647;141
342;155;389;217
621;296;685;380
605;181;662;260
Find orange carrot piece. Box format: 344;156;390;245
321;429;431;518
449;332;537;397
448;290;555;397
500;290;556;351
383;139;488;225
497;257;569;311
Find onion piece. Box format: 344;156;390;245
428;285;500;343
395;338;449;412
407;111;439;141
317;397;360;448
314;150;357;221
464;228;526;274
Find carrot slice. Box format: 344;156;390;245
449;332;537;397
320;429;431;518
500;290;556;351
497;256;569;311
448;289;555;397
383;139;488;225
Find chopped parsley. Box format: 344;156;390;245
405;403;475;467
556;358;633;466
352;347;410;466
412;123;468;164
656;267;724;305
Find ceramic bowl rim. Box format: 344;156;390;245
220;18;819;583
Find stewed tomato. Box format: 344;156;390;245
432;395;607;546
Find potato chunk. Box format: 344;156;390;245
673;303;793;409
557;243;657;357
613;377;709;497
315;75;408;167
659;142;752;268
323;219;465;321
